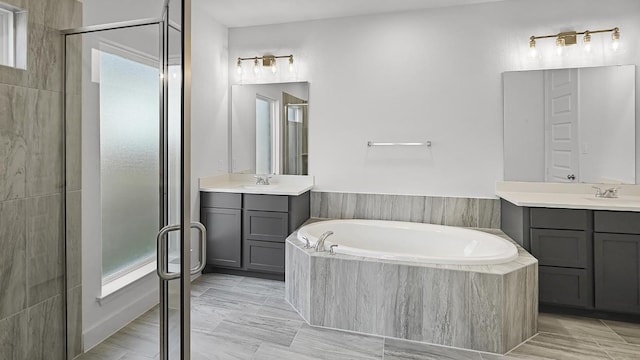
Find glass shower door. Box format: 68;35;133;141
63;5;196;357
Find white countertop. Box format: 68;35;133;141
199;174;314;196
496;181;640;212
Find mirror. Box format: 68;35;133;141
231;82;309;175
503;65;636;184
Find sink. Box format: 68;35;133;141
241;184;279;190
584;196;640;206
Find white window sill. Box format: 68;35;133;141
98;261;157;304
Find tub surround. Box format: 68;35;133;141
311;191;501;229
497;181;640;212
286;223;538;354
199;174;314;196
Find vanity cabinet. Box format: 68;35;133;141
529;208;593;308
594;211;640;314
201;191;310;279
201;193;242;268
502;200;640;315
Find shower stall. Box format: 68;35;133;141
62;0;197;358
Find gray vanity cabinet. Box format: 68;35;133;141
502;200;640;315
529;208;594;308
594;211;640;314
201;190;310;279
201;193;243;268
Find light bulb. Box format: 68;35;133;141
288;55;295;73
583;32;592;53
556;37;565;56
529;37;537;58
612;28;620;51
253;58;260;74
236;58;242;75
271;60;277;74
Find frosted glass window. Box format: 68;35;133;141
100;51;160;279
0;3;26;69
256;97;272;174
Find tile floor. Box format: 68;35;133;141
78;273;640;360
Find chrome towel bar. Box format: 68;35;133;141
367;141;432;147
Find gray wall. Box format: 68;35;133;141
0;0;82;359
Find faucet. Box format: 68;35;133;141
254;174;272;185
315;231;334;252
592;186;619;198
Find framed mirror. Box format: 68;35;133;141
231;81;309;175
503;65;636;184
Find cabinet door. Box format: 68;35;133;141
539;266;593;308
595;233;640;314
244;240;285;273
202;208;242;268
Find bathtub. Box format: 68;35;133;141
286;219;538;354
296;219;518;265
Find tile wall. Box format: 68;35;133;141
0;1;82;358
311;191;501;228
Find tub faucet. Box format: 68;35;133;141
315;231;334;252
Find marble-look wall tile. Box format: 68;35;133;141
66;191;82;289
311;192;500;229
478;199;501;229
354;260;383;334
26;89;63;197
28;23;63;92
285;242;310;320
67;285;83;359
0;310;28;359
27;295;65;359
422;267;470;348
322;258;358;331
26;194;64;306
0;199;27;321
30;0;83;30
66;94;82;192
445;198;478;227
376;264;424;340
0;85;29;201
424;196;445;225
469;272;503;353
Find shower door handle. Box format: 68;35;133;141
156;222;207;281
190;222;207;275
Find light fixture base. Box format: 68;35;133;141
557;31;577;46
262;55;276;67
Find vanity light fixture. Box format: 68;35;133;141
236;54;295;75
529;27;620;56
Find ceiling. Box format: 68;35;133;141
196;0;507;28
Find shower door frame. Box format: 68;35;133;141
61;0;193;358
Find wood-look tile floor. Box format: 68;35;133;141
78;274;640;360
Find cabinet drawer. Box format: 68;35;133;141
530;229;590;268
594;211;640;234
201;192;242;209
244;240;285;273
244;194;288;212
539;266;593;308
530;208;589;230
244;210;289;242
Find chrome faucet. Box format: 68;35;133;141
254;174;272;185
315;231;334;252
593;186;619;198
